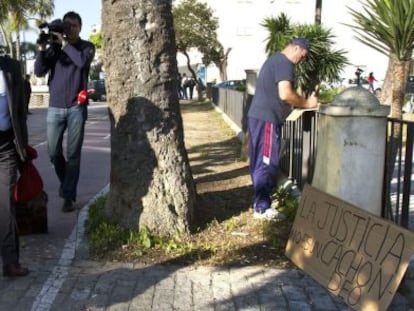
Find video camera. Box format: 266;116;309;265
37;19;70;45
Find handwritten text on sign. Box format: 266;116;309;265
285;185;414;311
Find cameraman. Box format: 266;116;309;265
34;11;95;212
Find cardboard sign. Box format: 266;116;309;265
286;184;414;311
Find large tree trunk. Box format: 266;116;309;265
379;56;393;105
315;0;322;24
218;47;231;81
102;0;196;236
384;58;408;219
380;56;410;109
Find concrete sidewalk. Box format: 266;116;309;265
0;102;412;310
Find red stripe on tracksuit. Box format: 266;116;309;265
263;122;273;165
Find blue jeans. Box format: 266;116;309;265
47;105;87;201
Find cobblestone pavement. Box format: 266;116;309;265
0;101;413;311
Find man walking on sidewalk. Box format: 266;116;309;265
247;38;319;219
34;11;95;212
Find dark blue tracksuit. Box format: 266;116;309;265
247;51;295;212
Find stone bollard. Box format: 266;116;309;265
311;87;390;216
245;69;257;96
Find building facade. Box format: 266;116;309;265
177;0;388;85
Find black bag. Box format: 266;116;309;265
188;78;196;87
16;190;48;234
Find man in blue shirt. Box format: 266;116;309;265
247;38;318;219
35;11;95;212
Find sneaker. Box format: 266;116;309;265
62;199;75;212
253;208;279;220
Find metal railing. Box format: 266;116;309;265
382;118;414;229
279;111;319;189
212;87;413;229
211;87;250;131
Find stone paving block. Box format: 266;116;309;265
233;292;260;310
107;302;130;311
32;270;54;283
211;270;235;310
288;300;313;311
192;281;214;310
282;284;308;302
110;284;135;305
58;275;77;294
331;295;354;310
13;297;36;311
259;287;288;309
70;287;92;300
4;277;32;291
6;301;26;311
306;286;337;310
83;293;111;309
93;272;117;294
151;299;174;310
128;305;153;311
173;271;193;309
130;283;155;310
262;269;300;286
50;292;69;309
0;288;26;304
23;282;44;298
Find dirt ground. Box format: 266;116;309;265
107;100;293;268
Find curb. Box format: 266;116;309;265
75;183;110;260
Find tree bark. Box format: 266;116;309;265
315;0;322;24
383;59;408;218
102;0;196;236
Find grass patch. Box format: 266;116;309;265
86;187;297;267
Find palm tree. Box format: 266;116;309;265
28;0;54;25
262;14;348;97
315;0;322;24
8;7;28;61
0;0;53;59
347;0;414;119
0;0;31;59
346;0;414;220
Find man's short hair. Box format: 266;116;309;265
63;11;82;27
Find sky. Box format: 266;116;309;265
27;0;102;43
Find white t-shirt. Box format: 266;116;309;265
0;70;6;94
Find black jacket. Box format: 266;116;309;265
0;56;28;162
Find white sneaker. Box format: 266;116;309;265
253;208;279;220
